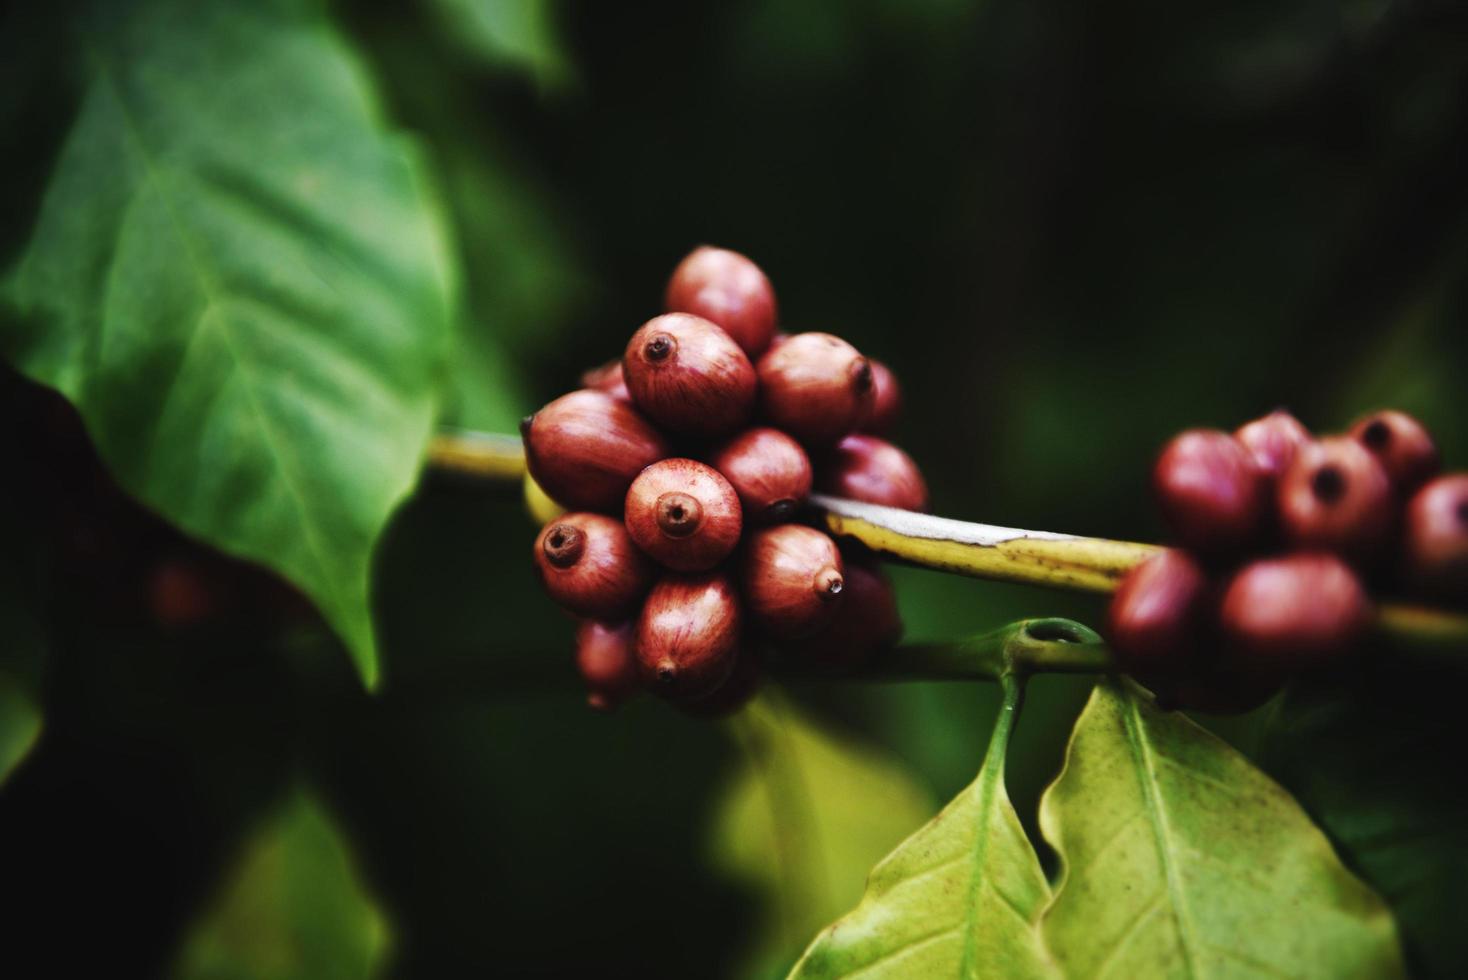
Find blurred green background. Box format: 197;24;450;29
2;0;1467;976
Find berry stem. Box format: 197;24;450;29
425;428;1468;648
849;618;1113;681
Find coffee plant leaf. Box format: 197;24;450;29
426;0;571;89
0;674;42;787
1261;663;1468;978
1039;678;1406;978
173;789;390;980
787;677;1057;980
0;0;457;688
710;694;936;979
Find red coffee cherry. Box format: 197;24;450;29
533;513;653;619
575;620;642;711
796;561;902;669
709;427;813;525
678;648;762;718
1234;409;1311;481
623;313;756;437
1403;474;1468;599
624;458;743;572
742;525;846;638
664;246;778;358
1105;549;1211;683
818;434;929;511
635;572;742;699
862;359;902;434
1277;437;1394;561
580;359;631;402
522;390;668;513
1349;409;1440;494
756;332;876;445
1152;429;1266;554
1219;553;1371;685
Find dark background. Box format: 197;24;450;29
3;0;1467;976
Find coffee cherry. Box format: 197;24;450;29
1234;409;1311;481
742;525;846;638
678;648;762;718
1219;553;1371;685
522;390;668;513
623;313;756;437
863;360;902;434
1105;549;1211;683
796;561;901;668
664;246;778;358
1152;429;1266;554
817;434;929;511
575;620;642;711
148;557;226;631
581;358;631;402
534;513;653;619
1277;437;1393;561
1349;409;1440;494
710;427;813;525
635;572;742;699
1403;474;1468;599
624;458;743;571
756;332;875;445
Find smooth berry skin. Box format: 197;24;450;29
1349;409;1440;494
1234;410;1311;481
1277;437;1394;561
623;313;756;437
796;561;902;669
1219;553;1371;686
742;525;846;638
534;514;653;619
635;573;742;700
1403;474;1468;599
756;332;876;446
664;246;778;359
624;459;743;572
709;427;813;525
677;647;762;718
522;389;668;513
575;620;642;712
818;434;929;512
1105;549;1211;684
862;360;902;435
580;359;631;402
1152;429;1267;555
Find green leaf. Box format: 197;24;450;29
1039;679;1406;978
0;673;42;786
708;693;937;980
427;0;572;90
1260;664;1468;978
173;789;390;980
1;0;456;687
788;677;1056;980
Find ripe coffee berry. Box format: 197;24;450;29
624;458;743;572
1219;553;1371;684
1277;437;1393;561
1403;474;1468;599
797;561;902;669
818;434;929;512
1105;549;1211;684
756;332;875;445
863;359;902;434
575;620;641;711
523;389;668;512
581;359;631;402
1152;429;1266;555
678;648;762;718
1234;409;1311;481
623;313;756;437
636;572;742;699
664;246;778;359
709;427;812;525
533;513;653;619
742;524;846;638
1350;409;1440;494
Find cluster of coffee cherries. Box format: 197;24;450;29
523;247;928;714
1108;409;1467;712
